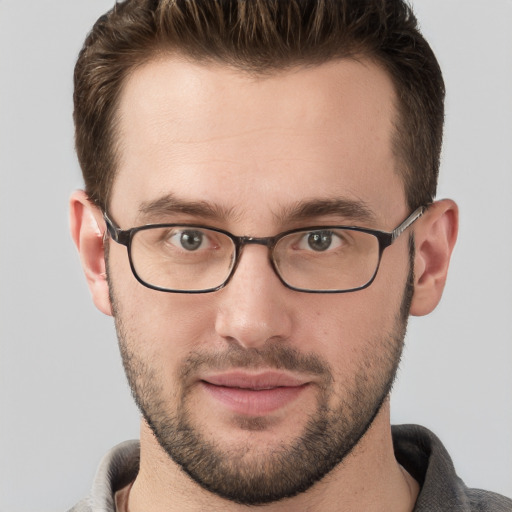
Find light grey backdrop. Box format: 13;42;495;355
0;1;511;511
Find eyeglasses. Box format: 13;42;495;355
103;206;425;294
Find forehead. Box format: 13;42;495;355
113;56;405;227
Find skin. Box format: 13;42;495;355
70;56;458;511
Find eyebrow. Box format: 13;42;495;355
276;198;376;225
138;193;237;222
138;193;375;226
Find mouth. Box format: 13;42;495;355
200;371;311;416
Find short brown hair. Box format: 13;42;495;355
74;0;445;211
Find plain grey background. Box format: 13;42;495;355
0;1;511;511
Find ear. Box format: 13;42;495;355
69;190;112;316
410;199;458;317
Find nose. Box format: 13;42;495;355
214;244;293;349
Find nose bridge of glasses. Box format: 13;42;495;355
239;236;276;248
230;236;278;279
213;233;278;293
234;236;277;267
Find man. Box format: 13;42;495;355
68;0;511;510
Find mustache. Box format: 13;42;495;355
180;343;333;384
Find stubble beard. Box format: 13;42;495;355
109;240;414;506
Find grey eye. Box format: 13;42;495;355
172;230;206;251
306;231;335;251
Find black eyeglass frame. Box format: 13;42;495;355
103;206;426;294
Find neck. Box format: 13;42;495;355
127;401;419;512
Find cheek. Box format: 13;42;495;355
108;245;218;360
303;282;405;371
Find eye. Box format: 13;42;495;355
298;230;344;252
168;229;210;251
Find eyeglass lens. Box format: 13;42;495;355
129;226;381;292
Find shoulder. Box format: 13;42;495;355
466;488;512;512
392;424;512;512
67;440;140;512
67;498;92;512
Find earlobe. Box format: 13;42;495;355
409;199;458;317
69;190;113;316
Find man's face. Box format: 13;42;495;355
107;56;413;504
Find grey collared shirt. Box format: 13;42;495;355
68;424;512;511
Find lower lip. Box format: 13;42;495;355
201;382;309;416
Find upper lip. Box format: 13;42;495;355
201;371;309;390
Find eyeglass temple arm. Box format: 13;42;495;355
391;206;426;242
102;213;131;246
